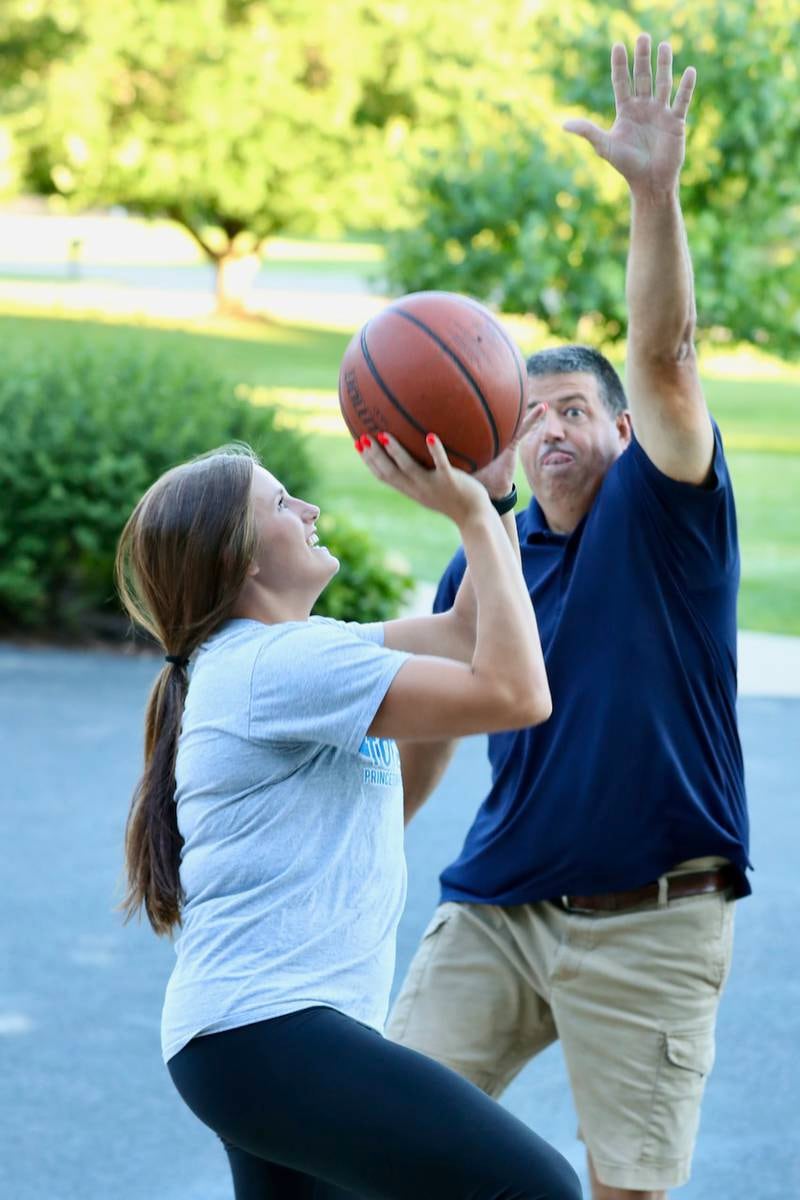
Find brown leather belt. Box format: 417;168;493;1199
558;865;737;915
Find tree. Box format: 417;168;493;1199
539;0;800;356
0;0;542;313
385;127;629;344
386;0;800;356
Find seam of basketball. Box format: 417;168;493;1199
453;294;526;436
358;324;478;472
386;308;501;458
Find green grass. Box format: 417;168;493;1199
0;256;382;283
2;309;798;633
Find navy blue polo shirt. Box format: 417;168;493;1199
433;421;751;904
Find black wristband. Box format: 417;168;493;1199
489;484;518;515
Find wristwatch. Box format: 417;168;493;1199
489;484;518;515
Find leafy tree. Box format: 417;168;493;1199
0;0;544;313
540;0;800;355
385;127;628;343
387;0;800;356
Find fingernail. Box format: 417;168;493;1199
377;432;389;446
426;433;436;446
354;438;364;453
361;435;372;449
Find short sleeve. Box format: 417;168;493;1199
310;615;385;645
248;622;410;753
619;419;740;586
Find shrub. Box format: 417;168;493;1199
312;513;415;623
0;345;413;635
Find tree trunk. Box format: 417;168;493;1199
214;250;262;316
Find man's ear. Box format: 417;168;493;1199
246;560;260;579
617;411;633;447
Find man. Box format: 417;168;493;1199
387;34;750;1200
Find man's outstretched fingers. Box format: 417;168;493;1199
654;41;673;105
610;42;631;107
672;67;697;121
633;32;653;98
563;118;609;159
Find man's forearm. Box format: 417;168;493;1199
627;188;696;363
400;737;459;825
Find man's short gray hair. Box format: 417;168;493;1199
526;346;628;417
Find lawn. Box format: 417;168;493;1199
2;309;798;634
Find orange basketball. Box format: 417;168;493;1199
338;291;526;472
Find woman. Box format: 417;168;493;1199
117;426;580;1200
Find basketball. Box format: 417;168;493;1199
338;291;527;472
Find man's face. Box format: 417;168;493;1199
518;372;631;528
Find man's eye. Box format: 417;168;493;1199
565;408;584;419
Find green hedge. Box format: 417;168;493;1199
312;513;414;623
0;346;413;635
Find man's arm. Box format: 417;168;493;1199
398;737;459;825
565;34;713;485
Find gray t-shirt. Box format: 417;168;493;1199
161;616;411;1064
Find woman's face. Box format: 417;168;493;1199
247;465;339;604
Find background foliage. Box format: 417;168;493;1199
0;0;543;308
384;0;798;356
0;345;412;634
1;0;796;348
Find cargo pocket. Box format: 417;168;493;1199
642;1024;716;1164
419;903;457;944
386;904;458;1043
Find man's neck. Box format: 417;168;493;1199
537;478;605;535
538;499;587;536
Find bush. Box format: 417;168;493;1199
312;513;415;623
0;345;413;636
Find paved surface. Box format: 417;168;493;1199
0;261;387;328
1;644;798;1199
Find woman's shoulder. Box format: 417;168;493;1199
201;616;382;660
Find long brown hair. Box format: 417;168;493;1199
115;445;259;935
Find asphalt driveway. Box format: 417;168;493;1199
1;644;797;1199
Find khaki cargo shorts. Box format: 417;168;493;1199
386;859;736;1192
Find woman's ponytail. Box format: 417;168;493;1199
115;447;257;935
121;665;188;934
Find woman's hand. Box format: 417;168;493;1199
356;431;489;528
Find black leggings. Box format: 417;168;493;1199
168;1006;581;1200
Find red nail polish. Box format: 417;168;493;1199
377;432;389;446
361;435;372;449
354;438;364;453
426;433;436;446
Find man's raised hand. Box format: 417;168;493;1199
563;34;696;196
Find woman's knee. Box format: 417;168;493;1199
548;1158;583;1200
524;1153;583;1200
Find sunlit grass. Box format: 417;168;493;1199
1;308;798;634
